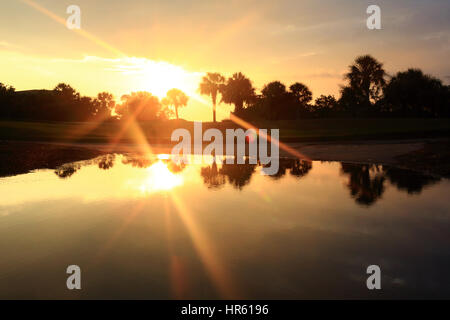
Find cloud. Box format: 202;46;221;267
304;70;345;79
269;16;363;36
0;41;21;49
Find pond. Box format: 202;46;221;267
0;154;449;299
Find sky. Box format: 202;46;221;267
1;0;449;121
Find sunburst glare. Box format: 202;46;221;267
140;160;183;192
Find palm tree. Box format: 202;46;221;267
199;72;225;122
344;55;386;106
220;72;255;114
163;88;188;120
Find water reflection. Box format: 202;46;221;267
265;159;312;180
218;162;257;190
0;153;449;299
140;161;183;192
384;167;440;194
98;154;115;170
50;155;442;206
340;164;386;206
340;163;441;206
121;155;156;169
201;161;226;189
54;163;81;179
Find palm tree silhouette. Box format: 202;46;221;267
199;72;225;122
344;55;386;106
220;72;255;114
163;88;188;120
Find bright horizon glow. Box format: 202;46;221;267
113;57;204;99
2;0;449;121
140;161;183;192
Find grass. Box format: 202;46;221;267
0;118;449;144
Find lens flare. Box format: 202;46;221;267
140;161;183;192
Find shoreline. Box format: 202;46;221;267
1;138;449;178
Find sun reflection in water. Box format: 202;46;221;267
140;160;183;192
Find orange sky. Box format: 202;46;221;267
1;0;449;121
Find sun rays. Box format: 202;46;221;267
19;0;305;299
18;0;126;57
170;192;240;299
87;156;240;298
140;161;183;193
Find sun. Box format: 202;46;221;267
123;58;202;99
144;63;192;98
140;160;183;192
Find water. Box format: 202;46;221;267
0;154;449;299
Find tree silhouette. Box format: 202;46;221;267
116;92;170;121
261;81;291;120
162;88;188;120
52;83;103;121
199;72;225;122
162;88;189;120
289;82;312;118
0;83;15;119
341;55;386;114
382;69;450;117
53;83;80;101
220;72;255;114
262;81;287;100
312;95;338;117
2;53;449;122
93;92;115;120
0;82;115;122
289;82;312;106
0;83;15;95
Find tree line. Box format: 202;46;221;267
1;54;449;122
0;82;190;122
200;55;450;121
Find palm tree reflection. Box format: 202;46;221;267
201;158;312;189
219;161;257;190
122;155;155;168
266;159;312;179
98;154;115;170
54;163;80;179
52;154;442;206
340;163;441;206
340;164;385;206
201;161;226;189
290;160;312;177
